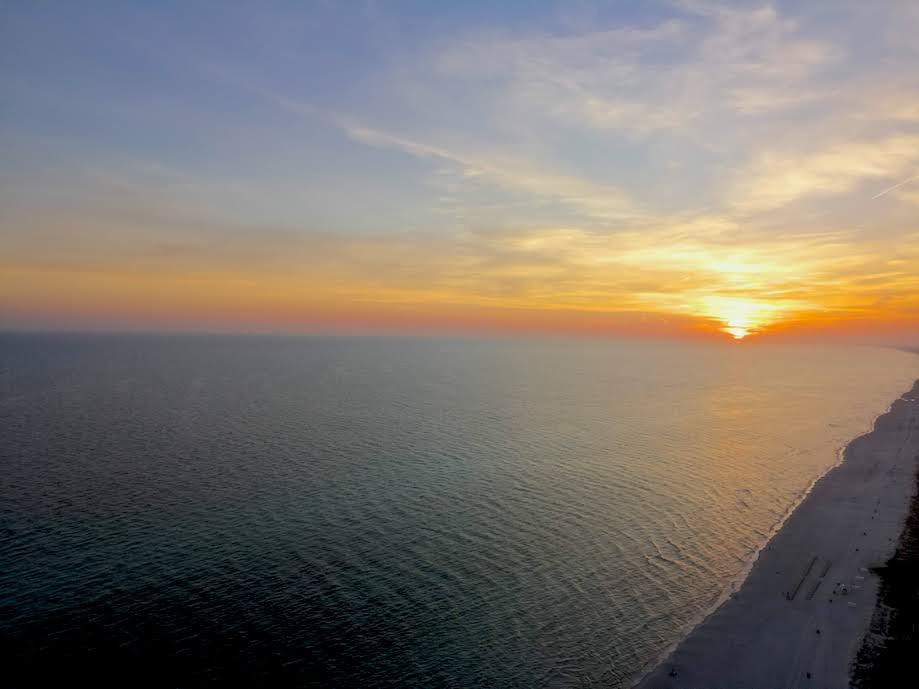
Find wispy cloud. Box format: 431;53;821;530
730;136;919;213
340;123;644;221
431;1;839;139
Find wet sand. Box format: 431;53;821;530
635;379;919;689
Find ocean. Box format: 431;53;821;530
2;333;917;688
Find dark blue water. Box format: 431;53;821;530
2;333;916;688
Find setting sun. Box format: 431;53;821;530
726;326;749;340
697;297;795;341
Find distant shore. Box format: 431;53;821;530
635;377;919;689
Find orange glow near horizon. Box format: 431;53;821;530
2;261;917;343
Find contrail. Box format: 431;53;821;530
871;173;919;200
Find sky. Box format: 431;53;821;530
2;0;919;342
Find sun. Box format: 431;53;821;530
725;326;749;340
700;296;781;340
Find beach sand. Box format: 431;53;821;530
635;379;919;689
850;427;919;687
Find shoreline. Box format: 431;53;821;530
631;423;876;687
633;377;919;689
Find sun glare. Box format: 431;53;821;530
701;296;784;341
725;326;749;340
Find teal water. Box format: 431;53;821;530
2;334;917;687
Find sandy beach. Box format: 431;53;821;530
635;378;919;689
